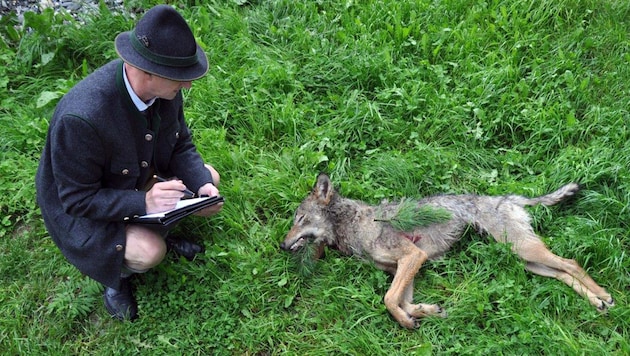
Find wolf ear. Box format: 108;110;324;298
313;173;334;204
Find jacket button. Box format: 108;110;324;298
141;161;149;168
115;244;123;252
121;169;129;175
145;133;153;141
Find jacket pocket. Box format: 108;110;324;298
104;159;141;190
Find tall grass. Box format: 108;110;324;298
1;0;629;354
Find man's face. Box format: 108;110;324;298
148;74;192;100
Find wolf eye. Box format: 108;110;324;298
296;215;304;223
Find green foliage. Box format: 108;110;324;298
291;239;319;277
375;199;452;231
1;0;629;354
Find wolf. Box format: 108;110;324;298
280;173;614;329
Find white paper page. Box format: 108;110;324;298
136;197;210;219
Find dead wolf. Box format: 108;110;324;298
280;173;614;329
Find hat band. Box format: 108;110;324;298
129;30;199;68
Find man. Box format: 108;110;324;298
35;5;222;321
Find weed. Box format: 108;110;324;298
1;0;629;354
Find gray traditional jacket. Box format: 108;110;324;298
35;59;213;289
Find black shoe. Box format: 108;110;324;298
103;277;138;321
165;235;205;261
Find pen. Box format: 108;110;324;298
153;175;195;198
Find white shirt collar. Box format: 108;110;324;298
122;64;156;111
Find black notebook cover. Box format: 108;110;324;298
131;195;224;226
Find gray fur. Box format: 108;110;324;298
281;173;614;329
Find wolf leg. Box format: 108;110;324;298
515;239;614;310
525;261;614;310
401;282;444;316
383;248;428;329
401;283;447;319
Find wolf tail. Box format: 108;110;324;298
510;183;580;207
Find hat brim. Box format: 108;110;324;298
115;31;209;81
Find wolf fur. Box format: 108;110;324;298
280;173;614;329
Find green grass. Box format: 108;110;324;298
1;0;629;354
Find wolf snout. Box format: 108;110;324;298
279;238;300;251
280;235;309;252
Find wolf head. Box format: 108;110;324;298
280;173;337;256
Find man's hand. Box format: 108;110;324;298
195;182;223;216
145;180;188;214
198;182;219;197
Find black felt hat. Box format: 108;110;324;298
115;5;208;81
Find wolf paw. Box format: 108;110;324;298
406;303;447;318
411;309;447;327
597;297;615;311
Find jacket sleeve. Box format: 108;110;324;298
163;105;214;193
50;114;147;221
